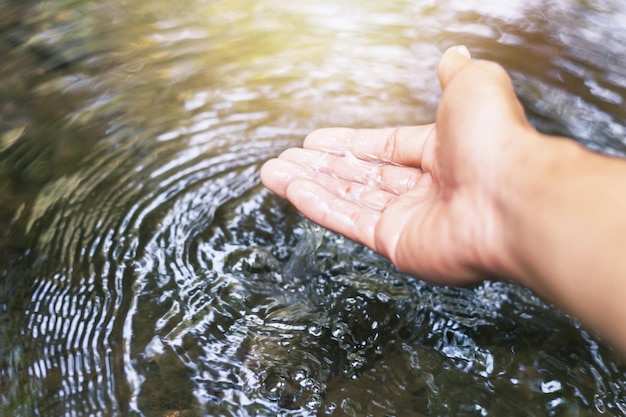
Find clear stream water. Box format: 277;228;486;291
1;0;626;416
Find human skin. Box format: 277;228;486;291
261;46;626;353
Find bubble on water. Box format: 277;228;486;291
331;322;347;339
541;380;563;394
340;398;360;417
305;393;323;410
594;394;607;413
324;402;337;414
293;369;307;384
264;373;287;401
308;323;323;337
349;354;366;370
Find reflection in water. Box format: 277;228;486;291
0;0;625;416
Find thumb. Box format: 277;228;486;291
437;45;472;89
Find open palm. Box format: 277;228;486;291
261;47;533;284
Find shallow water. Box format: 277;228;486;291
1;0;625;416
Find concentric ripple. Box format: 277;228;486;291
1;0;626;416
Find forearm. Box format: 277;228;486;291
497;131;626;352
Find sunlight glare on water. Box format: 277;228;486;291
0;0;625;416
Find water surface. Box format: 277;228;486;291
1;0;626;416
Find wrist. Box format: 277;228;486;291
489;128;582;288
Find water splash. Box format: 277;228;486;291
282;219;324;291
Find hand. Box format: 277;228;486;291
261;46;537;284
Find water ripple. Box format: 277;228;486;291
2;0;626;416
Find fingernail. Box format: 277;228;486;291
456;45;471;59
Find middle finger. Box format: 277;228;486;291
278;148;421;195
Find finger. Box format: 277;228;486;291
285;178;382;251
303;125;435;167
262;156;398;210
311;173;398;211
437;45;473;89
438;46;514;94
279;148;422;195
437;46;526;123
261;158;302;198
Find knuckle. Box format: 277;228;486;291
384;128;399;161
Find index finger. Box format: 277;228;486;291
303;125;435;168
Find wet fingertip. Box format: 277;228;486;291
302;129;325;149
278;147;300;159
284;178;317;208
261;159;306;196
259;157;275;181
442;45;471;62
259;158;284;193
439;45;474;87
